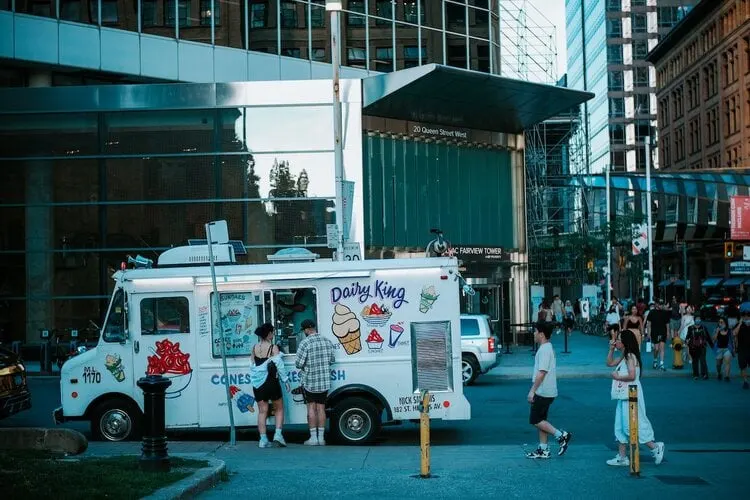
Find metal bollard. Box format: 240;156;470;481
419;390;431;478
628;384;640;477
137;375;172;472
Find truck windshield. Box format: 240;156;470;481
102;289;126;343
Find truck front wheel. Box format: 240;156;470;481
91;398;141;442
330;397;381;445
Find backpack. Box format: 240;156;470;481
689;326;705;349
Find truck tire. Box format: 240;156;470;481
331;397;381;445
462;354;480;386
91;398;141;442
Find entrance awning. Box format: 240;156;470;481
658;279;685;287
723;277;745;287
362;64;594;133
701;277;724;288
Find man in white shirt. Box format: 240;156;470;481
526;322;572;459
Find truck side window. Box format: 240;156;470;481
271;287;317;354
103;289;126;343
460;318;480;336
141;297;190;335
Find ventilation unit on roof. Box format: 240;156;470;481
266;247;320;264
158;244;236;267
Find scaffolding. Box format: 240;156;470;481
499;0;558;84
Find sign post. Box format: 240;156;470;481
328;0;345;262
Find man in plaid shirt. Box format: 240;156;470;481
296;319;335;446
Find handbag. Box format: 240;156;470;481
610;360;629;400
645;340;653;353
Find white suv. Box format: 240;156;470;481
460;314;500;385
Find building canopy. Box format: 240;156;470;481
362;64;594;134
567;171;750;203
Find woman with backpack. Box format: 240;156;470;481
685;314;710;380
250;323;291;448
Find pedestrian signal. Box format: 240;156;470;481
724;242;734;259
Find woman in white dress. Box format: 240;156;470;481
606;329;665;467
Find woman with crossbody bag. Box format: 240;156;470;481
250;323;291;448
606;329;665;467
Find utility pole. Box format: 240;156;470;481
606;165;612;305
328;0;345;261
645;137;654;303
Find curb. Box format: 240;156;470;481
144;457;225;500
487;369;694;380
26;373;60;379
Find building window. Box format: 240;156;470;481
658;6;681;28
610;98;625;117
376;0;392;25
608;71;624;90
611;151;626;169
632;14;647;34
674;127;685;161
60;0;83;21
347;47;366;68
607;45;623;64
631;0;646;6
250;1;268;28
635;120;651;142
404;45;427;68
448;44;467;69
200;0;220;26
635;93;650;114
633;40;649;59
403;0;426;24
165;0;190;27
89;0;119;24
310;0;325;28
375;47;393;72
607;19;622;38
474;0;489;26
141;0;159;27
477;44;490;73
659;98;670;126
280;1;297;28
606;0;620;12
348;0;365;26
446;1;466;25
672;87;684;119
662;134;671;166
635;67;649;87
706;107;719;145
311;48;326;61
610;124;625;144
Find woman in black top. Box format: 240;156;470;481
621;305;644;345
251;323;290;447
712;318;734;381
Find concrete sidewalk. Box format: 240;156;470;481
492;330;690;379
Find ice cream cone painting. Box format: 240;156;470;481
419;285;439;313
105;353;125;382
332;303;362;355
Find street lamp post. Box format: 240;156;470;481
327;0;345;262
645;137;654;304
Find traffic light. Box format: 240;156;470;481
724;241;735;259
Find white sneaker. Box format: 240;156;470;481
259;439;272;448
652;442;665;465
318;435;326;446
273;434;287;447
606;454;630;466
303;437;319;446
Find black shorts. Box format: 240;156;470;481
738;351;750;371
653;333;667;344
254;377;282;402
304;389;328;404
529;395;555;425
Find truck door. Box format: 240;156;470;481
132;292;199;427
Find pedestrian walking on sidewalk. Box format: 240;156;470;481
646;301;670;371
606;329;665;467
685;315;710;380
295;319;335;446
712;318;734;382
622;305;644;345
732;310;750;390
250;323;291;448
525;322;572;459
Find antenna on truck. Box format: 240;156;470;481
205;220;237;446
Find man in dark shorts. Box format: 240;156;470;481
525;322;571;459
295;319;336;445
646;301;670;371
732;310;750;390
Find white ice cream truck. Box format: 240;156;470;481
54;243;471;444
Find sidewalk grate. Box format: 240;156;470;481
654;475;710;486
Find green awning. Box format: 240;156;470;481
362;64;594;134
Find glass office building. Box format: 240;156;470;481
565;0;697;174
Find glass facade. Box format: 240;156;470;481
4;0;502;74
0;82;364;342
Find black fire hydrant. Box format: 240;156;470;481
137;375;172;472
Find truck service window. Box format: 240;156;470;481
141;297;190;335
270;287;317;354
102;289;126;343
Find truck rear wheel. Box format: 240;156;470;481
462;354;480;386
91;398;141;442
330;397;380;445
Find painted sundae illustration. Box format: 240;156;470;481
105;353;125;382
360;303;393;327
366;329;384;350
419;285;439;313
229;385;255;413
388;324;405;348
146;339;193;398
332;303;362;355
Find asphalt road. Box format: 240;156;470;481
4;375;749;447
